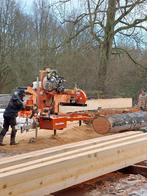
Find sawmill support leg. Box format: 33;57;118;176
79;120;82;126
54;130;57;136
35;127;38;140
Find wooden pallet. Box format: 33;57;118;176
0;131;147;195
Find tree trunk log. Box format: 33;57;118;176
92;111;147;134
98;0;116;96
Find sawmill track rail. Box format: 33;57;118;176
0;131;147;195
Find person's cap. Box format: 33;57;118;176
18;89;25;96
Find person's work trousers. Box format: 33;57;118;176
0;116;17;139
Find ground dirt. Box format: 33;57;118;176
0;123;102;154
54;172;147;196
0;98;131;154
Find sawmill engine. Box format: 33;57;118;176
42;70;65;93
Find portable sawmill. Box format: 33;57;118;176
19;68;90;135
19;68;147;136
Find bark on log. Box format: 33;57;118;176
92;111;147;134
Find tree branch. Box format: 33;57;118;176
114;16;147;34
114;0;146;26
49;24;91;49
59;0;71;3
62;13;89;25
113;47;147;71
118;27;136;37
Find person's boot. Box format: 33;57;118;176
10;127;18;145
10;137;19;145
0;135;6;146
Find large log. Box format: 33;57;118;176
92;111;147;134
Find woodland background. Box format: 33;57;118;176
0;0;147;102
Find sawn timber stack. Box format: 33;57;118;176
0;131;147;195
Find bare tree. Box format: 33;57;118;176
32;0;63;69
56;0;147;95
0;0;17;91
0;0;146;98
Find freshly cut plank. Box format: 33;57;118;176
0;131;140;168
0;131;147;195
60;98;132;113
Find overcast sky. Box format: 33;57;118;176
17;0;34;7
16;0;71;13
16;0;147;48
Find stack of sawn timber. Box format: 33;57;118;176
0;131;147;195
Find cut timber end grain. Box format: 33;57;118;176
92;117;111;134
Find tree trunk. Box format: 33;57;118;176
98;0;116;96
92;111;147;134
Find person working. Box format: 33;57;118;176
138;89;147;110
0;89;25;145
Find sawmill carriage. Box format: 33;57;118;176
19;68;147;136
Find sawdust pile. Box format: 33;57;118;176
0;98;132;155
0;124;103;154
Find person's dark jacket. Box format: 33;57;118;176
4;92;24;118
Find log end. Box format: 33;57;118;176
92;116;111;134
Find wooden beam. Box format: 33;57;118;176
0;132;147;195
60;98;132;113
0;132;145;173
0;131;140;168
